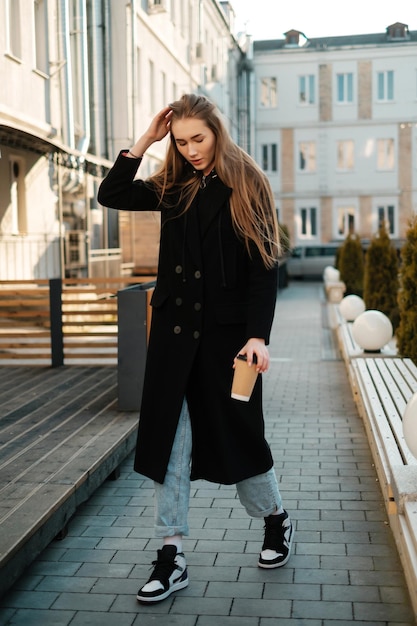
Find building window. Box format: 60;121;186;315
377;70;394;101
261;144;278;172
377;139;394;170
260;77;277;107
161;71;166;109
299;75;315;104
299;142;316;172
6;0;22;58
34;0;48;73
136;47;142;104
337;140;354;171
336;73;353;103
299;207;317;237
149;60;155;112
9;157;27;234
337;207;355;237
378;204;395;235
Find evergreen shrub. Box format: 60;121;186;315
397;217;417;362
363;223;399;329
338;233;364;296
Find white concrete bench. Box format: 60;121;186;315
350;356;417;612
329;295;417;615
351;357;417;512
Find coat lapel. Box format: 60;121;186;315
184;178;232;268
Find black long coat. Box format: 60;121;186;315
98;153;278;484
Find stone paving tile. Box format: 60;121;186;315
1;282;416;625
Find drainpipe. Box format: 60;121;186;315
132;0;138;141
89;0;106;157
103;0;114;159
61;0;75;149
77;0;91;154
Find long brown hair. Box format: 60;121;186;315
149;94;280;268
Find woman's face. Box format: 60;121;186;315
171;117;216;175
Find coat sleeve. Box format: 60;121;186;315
245;244;278;345
97;151;161;211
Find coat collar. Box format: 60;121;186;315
185;176;232;273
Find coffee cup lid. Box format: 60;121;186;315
236;354;257;364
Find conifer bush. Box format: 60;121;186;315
397;217;417;362
338;233;364;296
363;223;399;329
278;223;291;255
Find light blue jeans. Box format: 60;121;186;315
154;401;283;537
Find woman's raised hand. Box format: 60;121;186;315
144;106;173;143
127;106;173;158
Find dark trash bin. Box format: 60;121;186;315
117;281;155;411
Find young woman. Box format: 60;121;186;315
98;94;293;604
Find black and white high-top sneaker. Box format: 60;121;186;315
137;545;188;603
258;510;294;569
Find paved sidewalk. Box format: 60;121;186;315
0;282;415;625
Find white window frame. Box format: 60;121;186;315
375;202;397;236
336;72;353;103
298;141;316;173
260;77;277;108
33;0;48;74
297;206;318;239
376;138;395;170
161;70;167;109
9;156;27;235
335;205;356;239
377;70;394;101
149;60;155;113
5;0;22;58
337;140;354;171
136;47;142;105
298;74;315;105
261;143;278;172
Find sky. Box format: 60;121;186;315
232;0;415;41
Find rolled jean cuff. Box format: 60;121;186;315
243;504;279;518
154;524;189;538
236;467;282;518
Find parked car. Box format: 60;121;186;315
287;244;340;279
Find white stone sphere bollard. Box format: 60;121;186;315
403;392;417;459
351;310;393;352
339;295;366;322
323;266;340;282
323;265;340;283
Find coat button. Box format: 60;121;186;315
175;265;182;274
176;297;183;306
194;302;201;311
193;331;200;339
174;325;182;334
194;270;201;279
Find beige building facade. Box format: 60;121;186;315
253;23;417;249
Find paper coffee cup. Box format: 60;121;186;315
231;354;258;402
